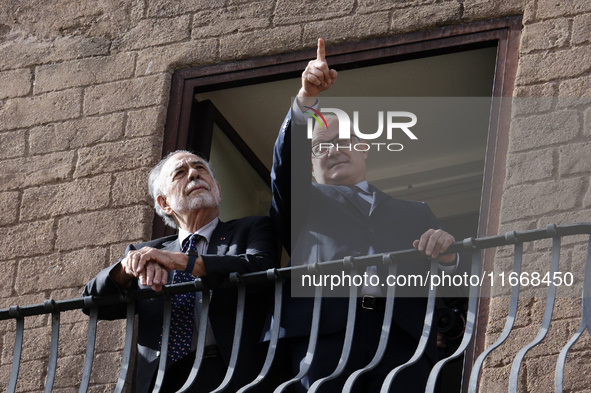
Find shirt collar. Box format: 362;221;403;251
178;217;219;249
354;180;370;194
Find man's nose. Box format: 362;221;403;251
188;167;200;181
326;143;340;157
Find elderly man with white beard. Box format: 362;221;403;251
83;150;279;393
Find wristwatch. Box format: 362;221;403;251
184;251;199;274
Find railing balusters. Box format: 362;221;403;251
7;306;24;393
308;257;359;393
43;300;60;393
151;294;172;393
509;225;561;393
555;235;591;392
273;268;324;393
211;274;246;393
1;223;591;393
237;269;284;392
426;240;481;392
342;257;399;392
114;300;136;393
380;259;439;392
468;233;523;392
177;279;210;393
78;301;98;393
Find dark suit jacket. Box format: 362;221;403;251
270;109;442;362
83;215;279;393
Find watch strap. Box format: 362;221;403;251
184;251;199;274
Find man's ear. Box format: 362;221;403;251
156;195;173;215
216;181;222;202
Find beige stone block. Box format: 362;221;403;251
0;69;31;99
0;89;82;131
517;46;591;84
191;1;273;38
477;364;523;393
358;0;415;13
559;142;591;176
303;13;390;44
585;107;591;137
559;75;591;97
109;242;136;265
95;320;126;353
73;137;159;178
274;0;355;24
0;359;46;391
484;325;538;368
112;168;151;207
0;192;19;226
135;39;218;76
29;113;126;154
55;205;152;251
53;354;85;389
0;129;26;160
509;110;580;152
2;325;52;364
147;0;224;17
501;178;585;221
113;16;191;52
21;174;111;220
462;0;524;21
521;19;570;53
505;148;554;186
0;34;110;70
560;350;591;392
513;84;557;99
34;53;135;94
125;107;166;137
573;13;591;45
89;351;124;384
0;261;16;297
219;26;302;60
57;322;94;357
0;151;75;190
525;355;560;393
83;74;170;115
536;0;591;19
0;220;54;260
391;2;462;33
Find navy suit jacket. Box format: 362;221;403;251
83;215;279;393
271;109;442;362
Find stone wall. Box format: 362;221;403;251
0;0;589;391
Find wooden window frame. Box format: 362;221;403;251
158;16;522;391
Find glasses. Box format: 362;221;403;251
311;136;358;157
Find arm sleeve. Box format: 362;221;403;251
270;101;315;254
81;245;140;320
201;216;280;288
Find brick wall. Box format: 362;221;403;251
0;0;589;391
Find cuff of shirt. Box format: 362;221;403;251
291;97;319;125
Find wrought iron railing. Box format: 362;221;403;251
1;223;590;392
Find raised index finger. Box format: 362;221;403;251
316;38;326;62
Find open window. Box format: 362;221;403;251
158;16;522;390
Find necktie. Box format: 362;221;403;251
352;186;372;216
167;233;201;363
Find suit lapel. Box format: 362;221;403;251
369;184;393;213
330;185;369;216
207;220;230;255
